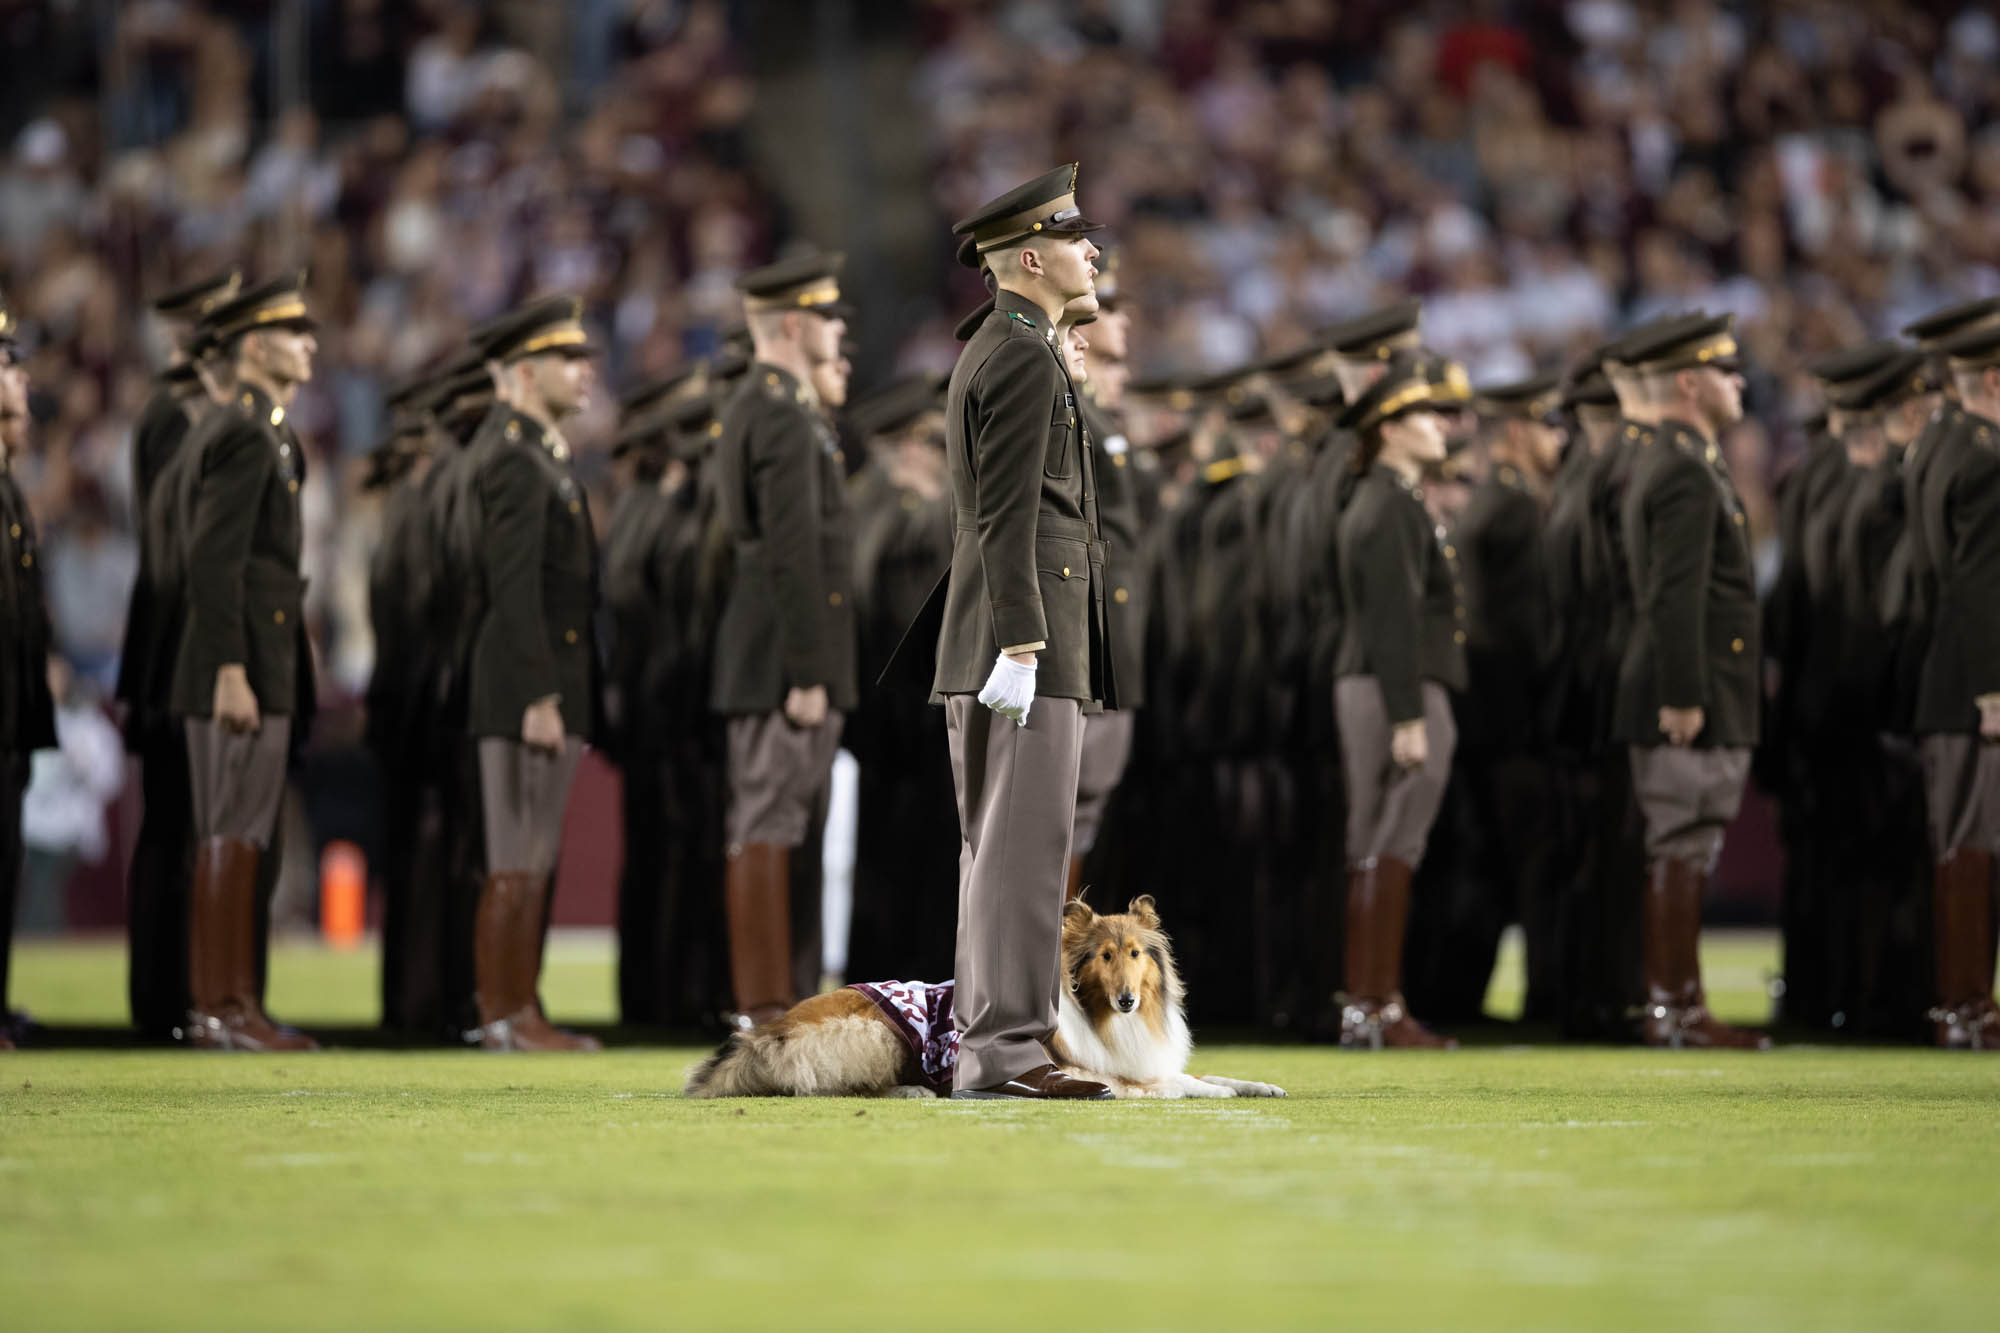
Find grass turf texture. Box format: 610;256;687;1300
4;936;1997;1331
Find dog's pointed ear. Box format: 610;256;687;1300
1062;898;1096;930
1127;894;1160;928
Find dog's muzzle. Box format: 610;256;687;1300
1115;992;1139;1013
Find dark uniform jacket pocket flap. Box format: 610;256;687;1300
244;558;305;610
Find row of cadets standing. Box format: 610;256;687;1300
117;269;239;1039
601;363;737;1028
0;301;56;1049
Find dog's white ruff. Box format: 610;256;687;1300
1053;991;1282;1098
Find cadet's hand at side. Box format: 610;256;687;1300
213;664;261;734
1979;697;2000;742
1658;705;1705;747
978;653;1037;727
1391;718;1428;770
785;684;829;729
522;697;566;752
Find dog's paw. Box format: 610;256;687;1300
1198;1076;1286;1098
880;1085;938;1099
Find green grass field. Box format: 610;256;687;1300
4;933;1997;1331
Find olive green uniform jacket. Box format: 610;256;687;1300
1334;464;1468;725
458;407;603;743
1613;418;1759;749
708;363;858;714
1902;406;2000;735
928;289;1113;707
167;384;314;726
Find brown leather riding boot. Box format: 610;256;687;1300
1065;856;1086;904
1339;858;1455;1050
1643;858;1769;1051
185;837;317;1052
476;872;600;1052
1931;851;2000;1050
1638;859;1683;1046
726;843;795;1028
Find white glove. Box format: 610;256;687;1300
978;654;1037;727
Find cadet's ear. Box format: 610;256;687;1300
1062;897;1096;931
1127;895;1160;929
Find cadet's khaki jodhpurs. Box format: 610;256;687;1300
1627;744;1750;870
1071;707;1135;857
724;709;846;849
1919;734;2000;857
478;736;583;876
185;717;292;847
1337;677;1456;868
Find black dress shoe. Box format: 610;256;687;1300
951;1063;1113;1100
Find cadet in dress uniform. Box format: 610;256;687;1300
1608;314;1770;1050
164;277;320;1052
118;268;239;1038
455;297;604;1052
1766;340;1904;1030
0;312;56;1049
602;367;708;1026
1907;315;2000;1048
659;389;736;1027
410;345;502;1040
905;166;1115;1100
842;375;957;983
1069;257;1144;903
1331;352;1470;1050
1541;359;1626;1034
1552;328;1678;1041
1276;305;1423;1037
1454;373;1565;1020
367;372;454;1035
1824;351;1947;1039
710;252;858;1028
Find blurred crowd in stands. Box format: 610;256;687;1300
0;0;772;703
907;0;2000;573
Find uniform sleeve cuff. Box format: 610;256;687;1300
1000;641;1046;656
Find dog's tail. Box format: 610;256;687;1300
682;990;910;1098
684;1030;770;1098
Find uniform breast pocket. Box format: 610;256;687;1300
1044;406;1075;480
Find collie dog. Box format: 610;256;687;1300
684;895;1286;1100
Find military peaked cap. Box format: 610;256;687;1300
1937;322;2000;371
152;269;241;319
205;274;316;345
850;374;948;441
1476;371;1564;421
1561;370;1618;410
1317;300;1423;360
620;364;709;422
736;251;848;317
1806;339;1904;388
1830;349;1946;412
473;295;592;361
952;164;1103;267
1902;296;2000;349
1339;350;1472;433
1605;312;1739;375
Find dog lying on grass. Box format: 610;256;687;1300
685;895;1286;1100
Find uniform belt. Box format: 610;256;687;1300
953;507;1093;544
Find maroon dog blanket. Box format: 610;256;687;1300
848;980;961;1093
